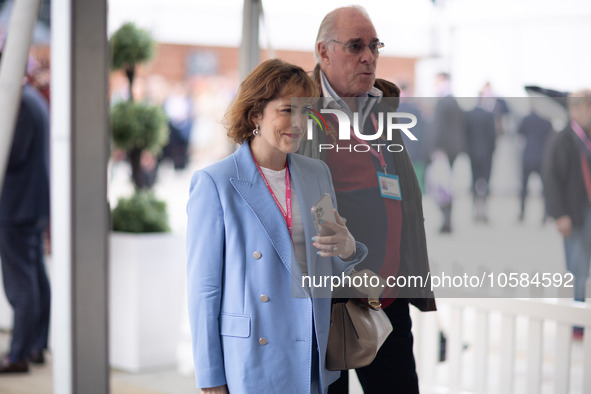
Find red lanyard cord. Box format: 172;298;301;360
349;113;388;174
252;153;293;237
581;153;591;204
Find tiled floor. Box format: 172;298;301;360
0;331;198;394
0;329;365;394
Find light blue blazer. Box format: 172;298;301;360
186;143;368;394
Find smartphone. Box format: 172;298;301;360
311;193;336;236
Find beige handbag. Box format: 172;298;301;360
326;294;393;370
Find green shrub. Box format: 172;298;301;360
111;191;170;233
110;22;155;71
111;101;169;154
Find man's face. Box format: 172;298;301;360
319;11;379;97
570;100;591;133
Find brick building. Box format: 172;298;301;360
120;42;417;92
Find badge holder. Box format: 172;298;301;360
377;172;402;200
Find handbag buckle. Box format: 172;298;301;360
367;298;382;310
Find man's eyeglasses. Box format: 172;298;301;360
330;40;385;55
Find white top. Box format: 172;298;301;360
260;166;307;276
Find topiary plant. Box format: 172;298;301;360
110;22;168;190
111;191;170;233
110;22;155;101
111;100;168;189
109;22;171;233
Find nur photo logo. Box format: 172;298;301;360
298;98;419;153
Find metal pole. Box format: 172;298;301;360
239;0;261;82
51;0;110;391
0;0;42;191
72;0;110;384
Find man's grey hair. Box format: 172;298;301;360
314;5;373;63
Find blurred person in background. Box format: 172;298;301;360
0;50;51;373
517;105;553;223
542;89;591;340
26;55;50;106
465;96;497;223
398;83;428;193
298;6;436;393
480;81;510;135
186;59;367;394
162;82;194;170
431;72;467;233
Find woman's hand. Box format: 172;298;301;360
312;209;356;260
201;385;229;394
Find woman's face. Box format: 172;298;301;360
252;87;308;158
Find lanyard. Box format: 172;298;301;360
572;121;591;203
349;113;388;174
252;153;293;237
572;121;591;153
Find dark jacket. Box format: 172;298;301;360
466;106;496;163
518;112;553;168
0;84;50;228
432;94;466;163
298;65;436;312
542;125;590;228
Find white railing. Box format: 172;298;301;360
412;298;591;394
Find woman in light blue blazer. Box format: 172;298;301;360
186;59;368;394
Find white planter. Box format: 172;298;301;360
109;232;186;372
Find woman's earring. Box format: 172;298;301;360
253;124;260;136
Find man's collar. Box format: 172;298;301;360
319;71;341;109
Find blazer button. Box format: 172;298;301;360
259;337;268;345
259;294;269;303
253;251;262;260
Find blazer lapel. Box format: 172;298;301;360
230;144;293;273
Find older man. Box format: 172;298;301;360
299;6;436;393
543;89;591;339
